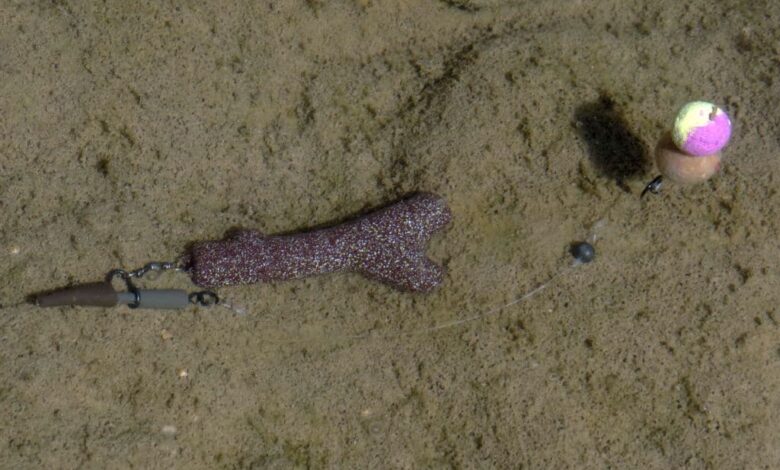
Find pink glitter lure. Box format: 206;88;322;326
183;193;452;293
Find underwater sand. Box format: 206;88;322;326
1;0;779;468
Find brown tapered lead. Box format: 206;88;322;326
36;282;119;308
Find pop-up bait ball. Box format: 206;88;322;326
672;101;732;157
643;101;733;196
655;134;723;185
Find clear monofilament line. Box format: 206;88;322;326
238;219;609;346
217;298;248;316
342;262;581;342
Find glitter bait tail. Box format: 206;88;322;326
183;192;452;293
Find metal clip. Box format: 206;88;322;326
189;291;220;307
36;261;218;310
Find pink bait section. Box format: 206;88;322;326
680;112;732;156
184;193;452;293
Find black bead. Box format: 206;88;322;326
570;242;595;263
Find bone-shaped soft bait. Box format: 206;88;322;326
34;193;451;308
183;192;451;292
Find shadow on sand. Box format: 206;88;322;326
574;94;650;192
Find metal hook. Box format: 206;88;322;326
641;175;664;198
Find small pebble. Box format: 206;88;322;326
570;242;595;263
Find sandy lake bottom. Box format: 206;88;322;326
1;1;779;468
